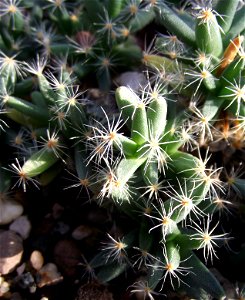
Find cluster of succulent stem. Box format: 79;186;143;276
0;0;244;299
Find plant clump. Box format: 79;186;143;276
0;0;244;299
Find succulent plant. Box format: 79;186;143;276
0;0;244;299
79;0;244;298
0;0;154;188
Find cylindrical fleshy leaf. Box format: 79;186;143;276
5;96;49;124
115;86;139;128
142;161;158;185
38;74;56;104
116;134;138;157
215;0;240;33
165;241;180;270
195;11;223;57
147;96;167;138
22;149;59;177
131;105;149;145
154;4;196;47
107;0;123;18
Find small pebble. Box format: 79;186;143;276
52;203;64;219
53;240;81;277
52;221;70;235
9;216;31;240
0;230;23;275
37;263;63;288
114;71;147;92
30;250;44;271
72;225;93;240
0;195;23;225
17;272;36;292
0;276;10;297
16;263;26;275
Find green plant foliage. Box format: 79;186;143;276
0;0;244;299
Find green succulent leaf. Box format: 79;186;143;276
155;3;196;47
179;252;225;299
22;149;59;178
96;261;128;283
195;11;223;57
215;0;240;33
